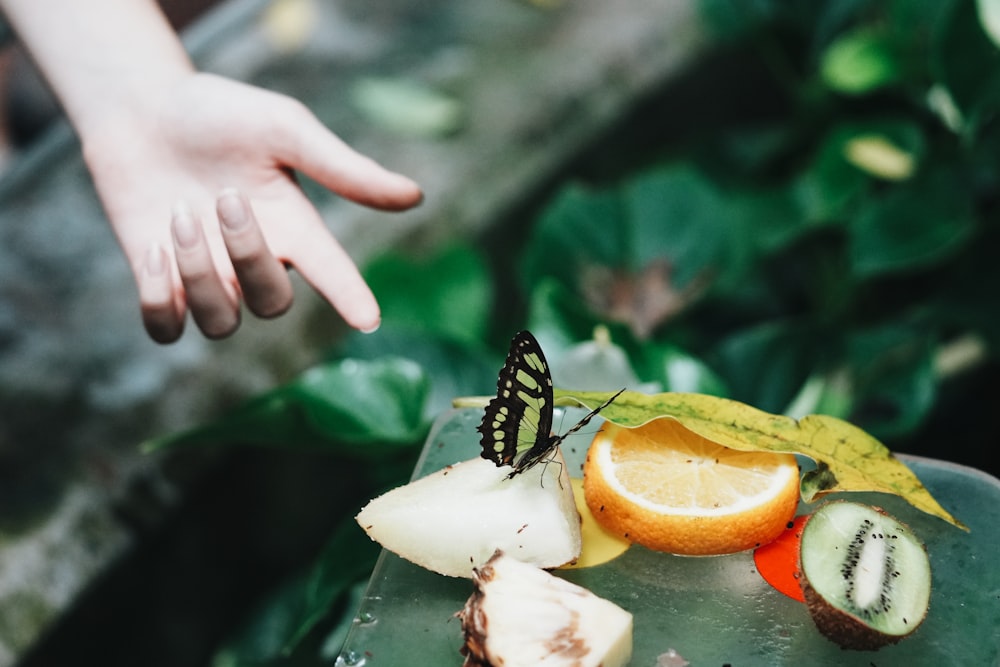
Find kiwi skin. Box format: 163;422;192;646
798;501;931;651
801;581;910;651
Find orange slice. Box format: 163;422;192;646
583;418;800;556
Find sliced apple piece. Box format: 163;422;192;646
355;450;581;577
458;550;633;667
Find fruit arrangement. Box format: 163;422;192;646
354;331;962;665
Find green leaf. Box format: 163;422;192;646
521;166;737;293
796;121;924;216
364;243;492;345
842;135;915;181
978;0;1000;48
841;121;924;182
932;0;1000;136
282;517;384;652
524;278;609;350
143;357;430;456
520;183;627;292
820;28;902;95
933;225;1000;348
709;319;826;415
209;572;313;667
341;329;500;421
782;369;854;422
847;168;976;278
794;127;870;223
622;166;733;284
208;516;392;665
635;341;728;396
846;325;937;439
723;187;809;259
522;165;825;327
350;76;464;138
698;0;868;48
553;388;966;530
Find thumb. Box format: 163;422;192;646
278;109;422;211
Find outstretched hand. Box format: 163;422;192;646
84;72;422;343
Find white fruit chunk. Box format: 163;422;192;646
355;450;581;578
459;550;633;667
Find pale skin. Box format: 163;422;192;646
0;0;423;343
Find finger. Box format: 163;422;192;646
217;188;294;319
138;242;186;344
289;228;381;333
276;105;423;211
172;201;242;339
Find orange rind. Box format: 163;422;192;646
583;419;800;556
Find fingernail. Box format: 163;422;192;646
146;243;166;276
172;201;200;249
218;188;250;231
360;319;381;334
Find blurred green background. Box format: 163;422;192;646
332;0;1000;476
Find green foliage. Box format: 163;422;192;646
209;519;382;666
341;329;499;420
511;0;1000;435
144;356;430;456
933;0;1000;135
821;28;902;95
362;242;492;346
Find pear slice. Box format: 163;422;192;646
355;450;581;577
458;550;633;667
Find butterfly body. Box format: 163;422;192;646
478;330;623;478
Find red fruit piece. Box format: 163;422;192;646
753;514;808;603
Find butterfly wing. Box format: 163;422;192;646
478;330;555;473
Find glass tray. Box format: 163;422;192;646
337;408;1000;666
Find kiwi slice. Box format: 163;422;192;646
798;500;931;651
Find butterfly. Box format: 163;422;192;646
477;330;625;478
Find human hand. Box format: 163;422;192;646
83;72;422;343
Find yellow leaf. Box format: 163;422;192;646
553;389;967;531
843;134;916;181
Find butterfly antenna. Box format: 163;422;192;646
560;387;626;440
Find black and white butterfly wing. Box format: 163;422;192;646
477;330;556;474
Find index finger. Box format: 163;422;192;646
284;219;380;333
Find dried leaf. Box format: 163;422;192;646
554;389;967;531
581;259;710;339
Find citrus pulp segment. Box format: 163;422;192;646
583;418;800;556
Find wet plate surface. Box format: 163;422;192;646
337;408;1000;666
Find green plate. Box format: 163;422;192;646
337;408;1000;666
